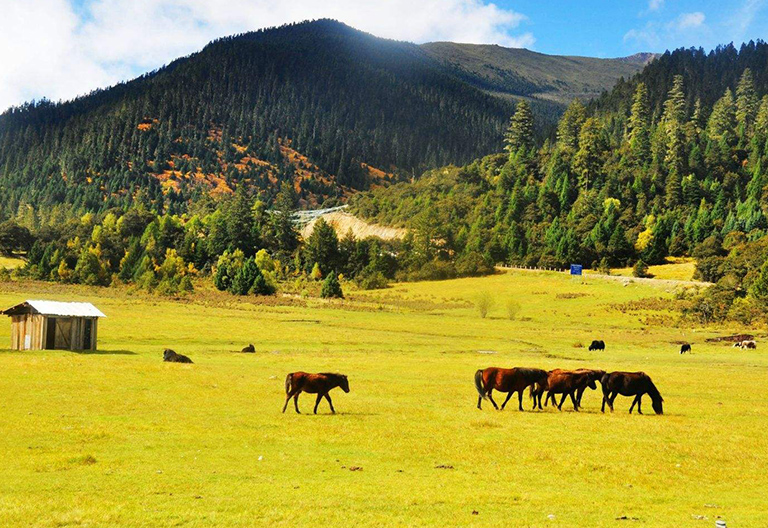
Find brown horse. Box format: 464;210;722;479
282;372;350;414
601;371;664;414
475;367;548;411
540;370;597;411
574;368;606;407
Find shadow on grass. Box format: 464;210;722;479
74;349;137;355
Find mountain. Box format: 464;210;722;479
0;19;650;218
350;41;768;280
421;43;655;104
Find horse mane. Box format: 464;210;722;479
645;377;663;402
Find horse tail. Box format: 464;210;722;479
474;369;486;399
284;373;293;395
529;382;540;399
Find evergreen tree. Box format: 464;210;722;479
320;272;344;299
628;83;651;163
504;101;534;155
736;68;758;138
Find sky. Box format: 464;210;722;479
0;0;766;113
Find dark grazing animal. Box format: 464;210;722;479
589;340;605;351
535;369;598;411
680;343;691;354
475;367;548;411
282;372;350;414
734;340;757;349
601;371;663;415
163;348;193;363
574;368;606;407
241;344;256;353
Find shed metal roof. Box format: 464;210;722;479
2;300;106;318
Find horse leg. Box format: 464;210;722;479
608;392;617;412
325;393;336;414
636;394;643;415
282;392;292;413
314;393;323;414
487;390;499;410
629;394;639;414
518;390;524;411
569;391;579;411
477;394;483;410
293;392;301;414
500;391;514;410
557;393;567;411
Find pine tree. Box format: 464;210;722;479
707;89;736;145
504;101;534;155
573;118;604;190
556;100;586;152
736;68;758;138
628;83;651;163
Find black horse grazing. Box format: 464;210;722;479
680;343;691;354
475;367;549;411
601;371;663;414
163;349;193;363
589;340;605;351
282;372;350;414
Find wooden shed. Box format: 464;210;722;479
2;300;106;351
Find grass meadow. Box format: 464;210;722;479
0;270;766;527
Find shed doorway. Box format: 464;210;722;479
46;317;56;349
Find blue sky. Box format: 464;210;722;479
500;0;767;57
0;0;766;112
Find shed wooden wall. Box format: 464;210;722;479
10;314;45;350
9;315;98;351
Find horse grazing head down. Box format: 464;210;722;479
651;397;664;415
163;349;175;361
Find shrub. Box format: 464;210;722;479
455;251;493;277
310;262;323;281
598;257;611;275
358;271;389;290
475;291;494;318
321;273;344;299
632;259;651;278
505;298;521;320
0;266;10;282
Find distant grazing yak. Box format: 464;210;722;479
589;340;605;351
680;343;691;354
241;344;256;353
163;349;193;363
733;340;757;349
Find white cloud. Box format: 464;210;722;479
648;0;664;12
624;10;709;49
0;0;534;113
729;0;766;41
673;12;705;30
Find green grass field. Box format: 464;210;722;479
0;272;765;527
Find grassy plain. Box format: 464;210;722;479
0;271;765;527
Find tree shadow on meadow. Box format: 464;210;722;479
73;349;137;355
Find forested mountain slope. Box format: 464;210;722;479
0;19;649;220
351;41;768;313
